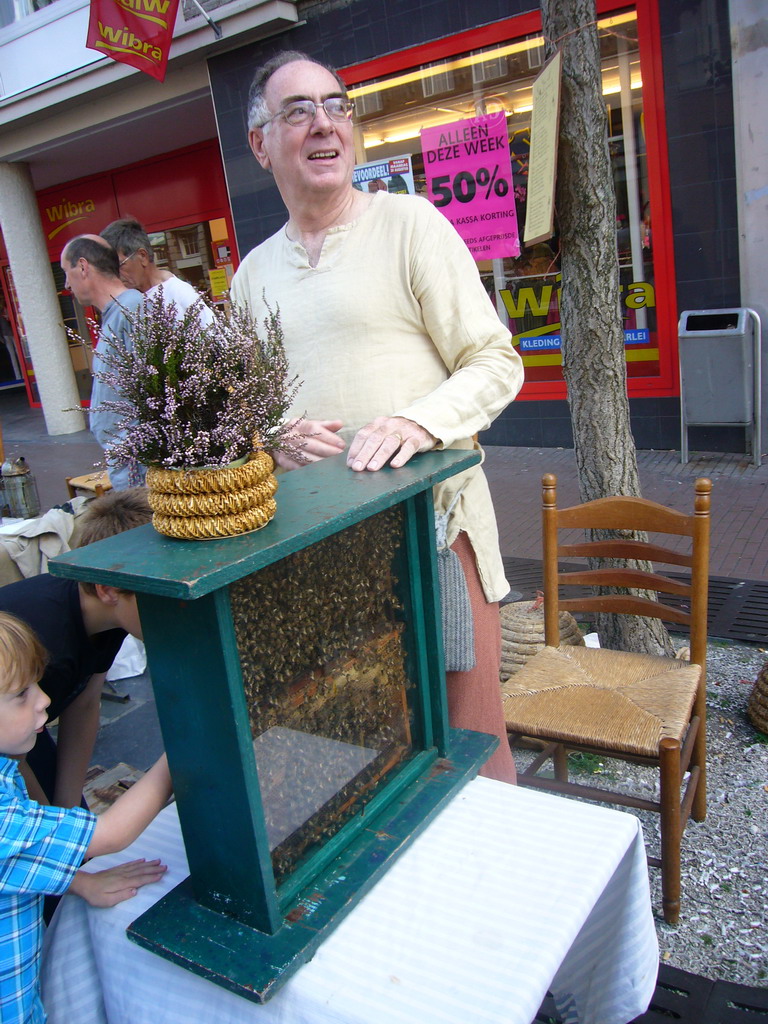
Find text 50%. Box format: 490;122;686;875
431;165;510;208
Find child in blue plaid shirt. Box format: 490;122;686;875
0;612;172;1024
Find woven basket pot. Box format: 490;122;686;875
747;661;768;735
500;599;584;682
146;450;278;540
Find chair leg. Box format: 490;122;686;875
659;737;682;925
691;714;707;823
553;744;569;782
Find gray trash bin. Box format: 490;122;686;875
678;308;762;466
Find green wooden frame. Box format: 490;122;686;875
50;449;496;1001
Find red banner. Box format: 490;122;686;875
86;0;180;82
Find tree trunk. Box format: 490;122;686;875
540;0;673;655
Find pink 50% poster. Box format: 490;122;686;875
420;113;520;260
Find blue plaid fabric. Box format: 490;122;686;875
0;756;95;1024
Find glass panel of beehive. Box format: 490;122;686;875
230;506;414;884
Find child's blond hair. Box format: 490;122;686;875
0;611;48;695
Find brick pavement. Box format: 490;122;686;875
2;388;767;584
483;445;768;583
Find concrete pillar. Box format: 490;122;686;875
730;3;768;454
0;162;85;435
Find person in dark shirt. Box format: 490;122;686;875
0;488;151;808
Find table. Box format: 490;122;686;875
41;778;658;1024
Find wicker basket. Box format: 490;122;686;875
146;451;278;540
747;661;768;735
500;599;584;682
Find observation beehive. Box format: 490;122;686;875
50;450;496;1001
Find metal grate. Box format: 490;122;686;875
535;964;768;1023
633;964;714;1023
705;978;768;1023
706;578;768;644
501;557;768;644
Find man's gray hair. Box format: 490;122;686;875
101;218;155;262
246;50;348;131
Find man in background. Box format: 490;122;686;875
101;218;213;323
61;235;144;489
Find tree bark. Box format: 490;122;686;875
540;0;673;655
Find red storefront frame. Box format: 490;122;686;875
339;0;678;403
33;140;236;260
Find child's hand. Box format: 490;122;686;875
69;859;167;907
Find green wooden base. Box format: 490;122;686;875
127;728;496;1003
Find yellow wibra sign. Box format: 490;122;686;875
43;198;97;241
85;0;179;81
114;0;172;30
93;22;163;63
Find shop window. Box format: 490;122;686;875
354;83;383;117
526;42;545;71
148;233;170;268
1;268;37;401
420;64;455;98
175;228;202;259
472;53;508;85
0;0;57;29
161;222;220;301
0;272;24;391
347;9;659;386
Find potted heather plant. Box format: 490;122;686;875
92;290;302;539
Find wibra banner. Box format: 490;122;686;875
86;0;180;82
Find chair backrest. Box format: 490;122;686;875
541;474;712;667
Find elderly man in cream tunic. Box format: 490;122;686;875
230;51;524;783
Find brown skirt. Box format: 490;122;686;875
445;532;517;784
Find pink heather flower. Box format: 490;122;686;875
86;289;303;470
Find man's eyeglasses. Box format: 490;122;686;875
259;97;355;129
119;252;136;267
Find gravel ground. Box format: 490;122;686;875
650;639;768;987
514;638;768;988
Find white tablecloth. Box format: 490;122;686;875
41;778;658;1024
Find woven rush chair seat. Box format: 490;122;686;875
504;473;712;926
503;645;701;758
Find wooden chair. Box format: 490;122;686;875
502;473;712;924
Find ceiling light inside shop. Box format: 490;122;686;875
347;11;637;100
354;11;639;153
